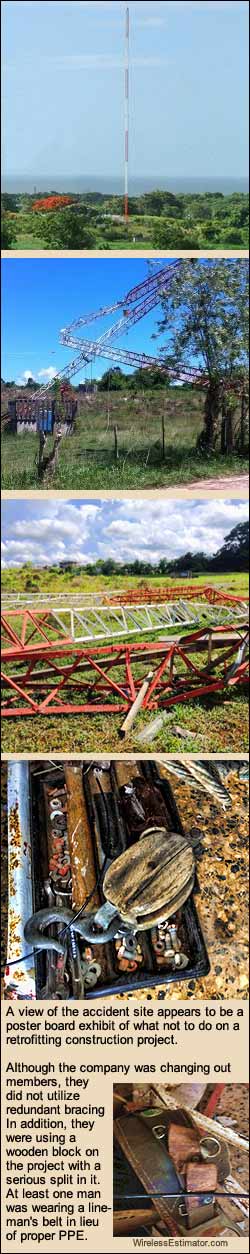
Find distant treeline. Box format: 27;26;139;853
94;368;192;392
2;188;249;250
2;189;249;219
1;370;197;394
3;368;248;396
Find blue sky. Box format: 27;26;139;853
2;497;248;569
2;1;249;181
2;256;180;383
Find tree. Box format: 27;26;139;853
98;368;125;391
130;367;168;390
157;260;249;451
145;190;181;216
32;195;74;212
40;209;95;250
1;215;17;249
1;194;18;212
210;521;249;571
152;221;201;250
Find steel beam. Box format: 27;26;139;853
5;762;36;998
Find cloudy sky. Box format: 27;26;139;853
2;1;248;183
1;497;248;570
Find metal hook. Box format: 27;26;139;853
74;909;123;944
24;906;96;954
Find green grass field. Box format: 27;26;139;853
2;389;248;490
2;568;248;597
1;686;248;757
1;570;248;755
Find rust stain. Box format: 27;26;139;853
8;905;22;957
9;802;22;850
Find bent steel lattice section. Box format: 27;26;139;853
1;626;249;719
2;585;249;612
33;260;247;400
1;596;248;655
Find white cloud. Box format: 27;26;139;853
16;370;34;385
1;501;101;569
13;502;100;543
37;366;58;382
104;499;248;563
15;366;58;386
1;498;248;571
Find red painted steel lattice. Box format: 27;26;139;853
1;625;248;719
105;584;249;607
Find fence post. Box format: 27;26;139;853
114;424;119;461
37;430;47;479
161;414;165;460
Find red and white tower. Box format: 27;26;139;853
124;6;129;219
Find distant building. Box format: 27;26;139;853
77;382;98;395
170;570;192;579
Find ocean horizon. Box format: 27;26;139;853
2;174;249;196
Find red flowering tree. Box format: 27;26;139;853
32;195;74;212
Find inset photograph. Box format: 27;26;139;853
1;758;248;1001
113;1083;249;1238
2;1;249;252
1;258;249;493
1;496;249;754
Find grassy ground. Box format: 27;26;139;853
1;691;248;756
2;390;248;490
13;232;48;249
2;569;249;597
1;571;248;756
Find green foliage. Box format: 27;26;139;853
37;208;96;249
97;367;169;392
152;221;201;249
97;368;125;391
158;259;249;379
2;190;248;250
1;194;18;212
211;521;249;570
1;214;17;249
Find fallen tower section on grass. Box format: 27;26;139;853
1;622;249;720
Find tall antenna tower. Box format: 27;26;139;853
124;6;129;219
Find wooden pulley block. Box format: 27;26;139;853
102;828;195;929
